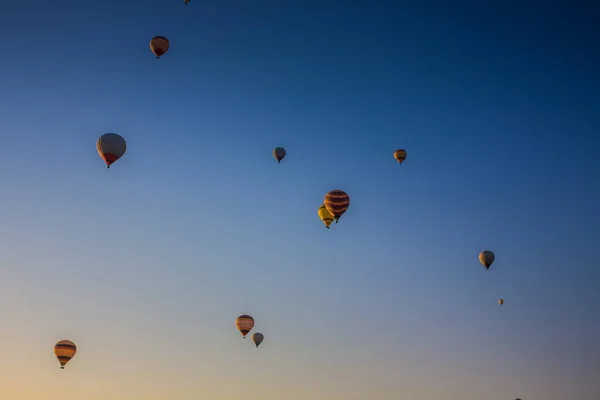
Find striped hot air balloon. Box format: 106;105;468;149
324;190;350;223
235;315;254;338
96;133;126;168
150;36;170;59
394;149;407;164
54;340;76;369
318;204;334;228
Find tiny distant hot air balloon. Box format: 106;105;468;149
150;36;170;59
54;340;76;369
273;147;286;163
479;250;495;270
318;204;334;228
394;149;407;164
184;0;190;4
498;299;504;306
252;332;264;348
235;315;254;338
97;133;127;168
324;190;350;223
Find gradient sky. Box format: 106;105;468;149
1;1;599;399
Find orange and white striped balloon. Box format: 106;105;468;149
54;340;76;369
235;315;254;338
324;190;350;223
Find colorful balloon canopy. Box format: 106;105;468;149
394;149;407;164
273;147;286;163
252;332;264;348
54;340;76;369
318;204;334;228
150;36;170;59
235;315;254;338
479;250;495;270
97;133;127;168
324;190;350;223
498;298;504;306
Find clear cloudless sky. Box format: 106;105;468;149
0;0;599;399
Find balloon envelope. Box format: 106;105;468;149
54;340;76;369
97;133;126;168
498;299;504;306
150;36;170;58
252;332;264;348
479;250;495;270
394;149;407;164
273;147;286;163
324;190;350;222
235;315;254;338
318;204;334;228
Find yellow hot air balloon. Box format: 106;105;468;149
252;332;264;348
324;190;350;223
498;299;504;306
150;36;170;59
235;315;254;338
273;147;286;163
97;133;126;168
479;250;495;270
54;340;76;369
318;204;334;228
394;149;407;164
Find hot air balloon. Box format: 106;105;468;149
324;190;350;223
498;299;504;306
150;36;170;59
479;250;495;270
252;332;264;348
184;0;190;4
235;315;254;338
394;149;407;164
318;204;334;228
54;340;76;369
97;133;126;168
273;147;286;163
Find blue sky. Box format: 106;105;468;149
0;1;599;399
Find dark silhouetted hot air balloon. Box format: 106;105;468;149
324;190;350;223
184;0;191;4
479;250;495;270
150;36;170;59
54;340;76;369
273;147;286;163
394;149;407;164
318;204;334;228
252;332;264;348
97;133;126;168
235;315;254;338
